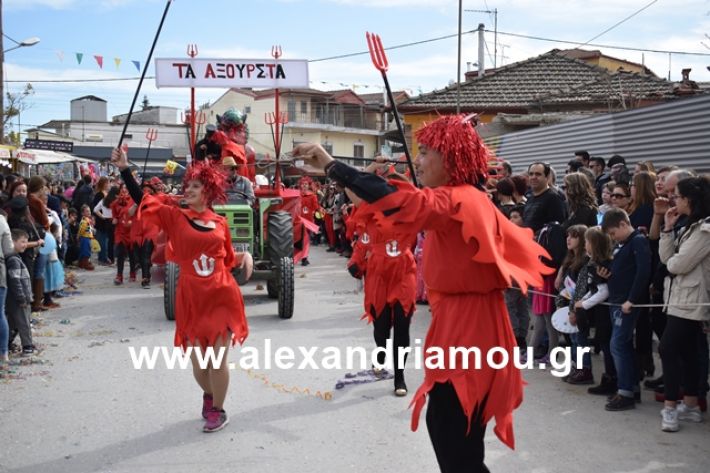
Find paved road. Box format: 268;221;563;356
1;247;708;473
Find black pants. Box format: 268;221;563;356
635;307;653;377
372;302;411;378
426;382;489;473
115;243;138;276
132;240;154;280
659;315;703;401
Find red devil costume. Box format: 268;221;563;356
130;176;165;287
120;162;248;349
212;108;252;182
322;115;552;472
297;176;321;266
347;189;417;396
110;187;137;284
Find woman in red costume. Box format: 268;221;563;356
347;168;417;397
294;115;552;472
112;147;248;434
129;177;163;288
110;187;138;285
299;176;320;266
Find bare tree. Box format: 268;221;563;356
3;83;34;144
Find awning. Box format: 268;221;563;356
13;148;94;165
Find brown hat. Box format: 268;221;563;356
222;156;238;168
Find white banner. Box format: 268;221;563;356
154;58;309;88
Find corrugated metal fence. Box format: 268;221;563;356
487;94;710;176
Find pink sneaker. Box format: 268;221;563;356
203;407;229;433
202;393;213;419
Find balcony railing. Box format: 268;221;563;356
286;110;380;131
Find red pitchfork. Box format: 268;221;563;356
266;45;287;190
141;128;159;179
366;32;417;186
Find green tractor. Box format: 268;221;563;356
163;190;298;321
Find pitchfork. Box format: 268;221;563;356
141;128;158;179
366;32;417;187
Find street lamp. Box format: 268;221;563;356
3;35;40;53
0;30;41;144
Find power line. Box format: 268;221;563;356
582;0;659;46
6;27;710;86
309;31;467;62
488;29;710;57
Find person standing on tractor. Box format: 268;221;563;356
293;114;552;473
210;108;256;183
112;146;249;434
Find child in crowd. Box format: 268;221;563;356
508;205;525;227
64;208;80;266
601;208;652;411
545;225;588;368
77;204;95;271
6;229;35;356
44;222;65;297
567;227;612;385
504;204;530;359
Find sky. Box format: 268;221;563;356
3;0;710;138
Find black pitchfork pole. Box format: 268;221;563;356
116;0;173;152
366;32;418;187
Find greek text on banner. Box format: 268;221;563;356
154;58;309;88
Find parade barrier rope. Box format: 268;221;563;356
512;287;710;309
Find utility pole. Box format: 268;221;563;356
456;0;462;114
478;23;485;77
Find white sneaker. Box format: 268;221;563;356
661;407;679;432
677;403;703;423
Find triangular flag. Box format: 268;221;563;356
56;50;65;62
132;60;140;72
114;57;121;69
76;53;83;65
94;55;103;69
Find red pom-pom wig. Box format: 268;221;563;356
415;114;491;186
183;160;227;206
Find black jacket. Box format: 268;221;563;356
6;253;32;306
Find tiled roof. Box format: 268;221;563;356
399;49;678;112
538;71;677;105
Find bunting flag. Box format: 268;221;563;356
114;57;121;69
132;60;141;72
94;55;104;69
56;50;64;62
76;52;83;65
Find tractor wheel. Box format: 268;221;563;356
164;262;179;321
267;211;294;265
276;256;294;319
